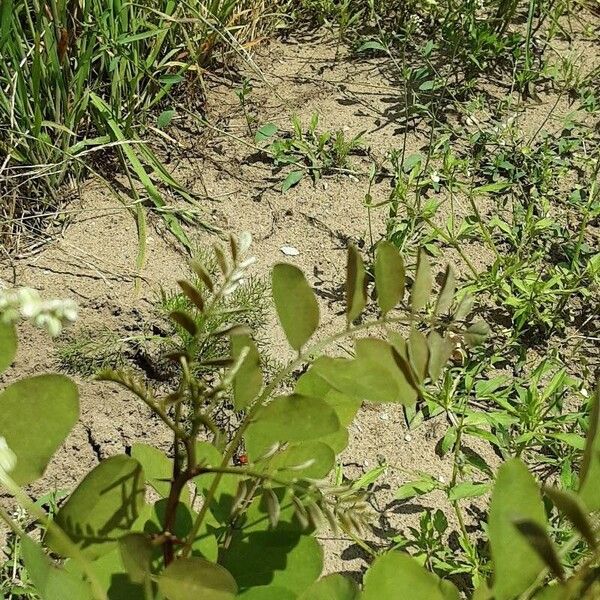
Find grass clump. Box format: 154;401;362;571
0;0;278;254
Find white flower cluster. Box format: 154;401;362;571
222;232;257;296
0;286;77;336
407;13;425;34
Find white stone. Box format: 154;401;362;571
280;245;300;256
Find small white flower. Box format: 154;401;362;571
431;171;441;184
281;245;300;256
12;506;27;522
0;287;78;336
18;288;41;318
238;256;257;271
238;231;252;255
62;302;78;322
222;282;241;296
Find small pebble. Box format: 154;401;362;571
280;245;300;256
363;459;369;467
379;412;389;421
438;475;446;484
404;434;412;442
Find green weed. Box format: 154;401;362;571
255;113;365;191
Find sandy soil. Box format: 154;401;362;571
1;29;596;577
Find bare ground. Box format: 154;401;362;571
1;28;597;576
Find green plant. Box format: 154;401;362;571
235;78;257;136
58;328;134;377
58;248;271;380
0;0;275;254
158;247;270;370
0;507;37;598
255;113;365;191
0;235;485;599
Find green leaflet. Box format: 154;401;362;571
221;530;322;595
158;558;237;600
230;327;263;410
579;384;600;510
346;244;368;323
409;250;432;312
362;551;459;600
272;264;320;351
0;320;16;373
314;338;418;405
118;534;153;585
489;459;547;600
49;456;146;559
131;443;189;503
298;573;360;599
0;374;78;485
22;536;92;600
374;241;405;316
245;394;340;459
